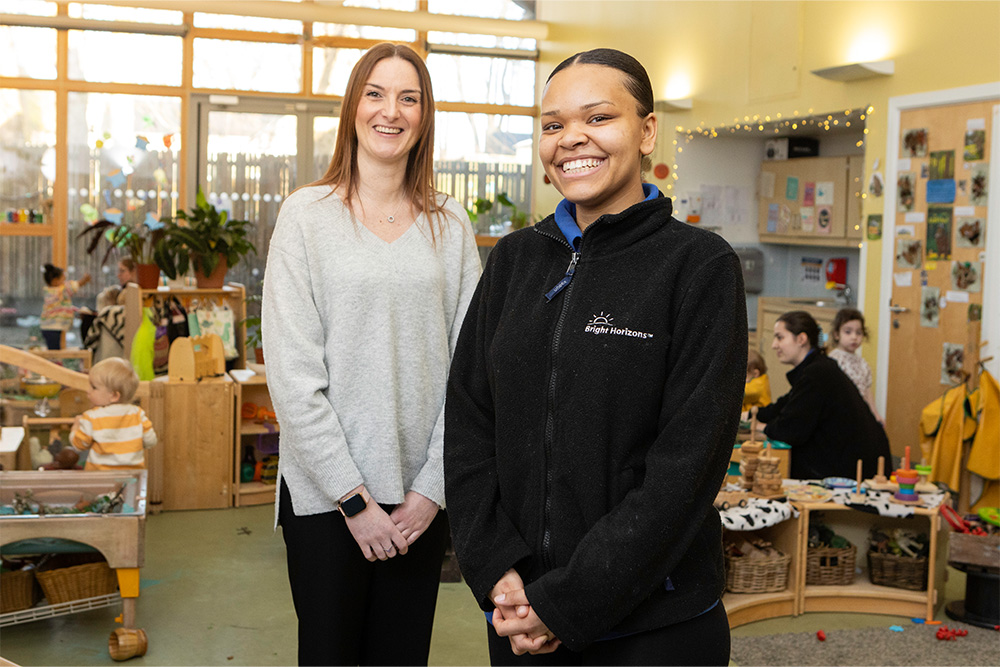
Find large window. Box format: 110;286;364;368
1;26;57;79
69;31;183;85
193;40;303;93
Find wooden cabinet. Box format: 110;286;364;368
796;503;948;620
758;156;864;247
153;375;234;510
756;297;840;399
723;513;803;627
122;284;247;371
231;372;277;507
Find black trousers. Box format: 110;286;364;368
486;601;730;666
279;480;448;666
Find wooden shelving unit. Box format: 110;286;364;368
723;512;803;627
231;372;278;507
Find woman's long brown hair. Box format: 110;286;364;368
310;43;448;243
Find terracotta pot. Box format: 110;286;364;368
254;347;264;364
135;263;161;289
193;254;228;289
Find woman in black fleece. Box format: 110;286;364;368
444;48;745;665
753;310;891;481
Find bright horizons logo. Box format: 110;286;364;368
584;312;654;339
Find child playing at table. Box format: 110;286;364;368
69;357;156;470
41;263;91;350
828;308;883;425
743;348;771;411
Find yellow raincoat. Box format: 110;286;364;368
921;384;978;491
967;370;999;510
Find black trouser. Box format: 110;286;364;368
41;329;62;349
486;600;730;666
279;480;449;666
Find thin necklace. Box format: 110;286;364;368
360;191;407;224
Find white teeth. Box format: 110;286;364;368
374;125;402;134
561;158;603;173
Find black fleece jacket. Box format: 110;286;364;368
757;350;891;480
444;195;747;651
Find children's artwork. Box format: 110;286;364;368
926;207;953;260
897;173;916;212
926;179;956;204
920;286;940;328
868;172;883;198
767;203;779;232
815;182;834;205
941;343;965;385
786;177;799;201
964;129;986;161
921;163;930;179
866;214;882;240
800;257;823;284
778;204;791;234
958;179;968;196
902;128;928;157
803;182;815;206
951;261;982;292
970;164;989;206
929;150;955;180
816;206;832;234
895;239;922;269
955;216;984;248
800;206;815;232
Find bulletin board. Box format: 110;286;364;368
883;98;993;453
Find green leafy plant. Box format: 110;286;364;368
155;188;257;279
78;217;165;265
466;197;493;224
497;192;528;229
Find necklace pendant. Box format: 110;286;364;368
387;215;395;223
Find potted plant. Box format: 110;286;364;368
78;218;165;289
497;192;529;230
155;188;257;288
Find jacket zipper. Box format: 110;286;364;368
535;228;580;570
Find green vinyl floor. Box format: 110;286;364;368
0;504;968;666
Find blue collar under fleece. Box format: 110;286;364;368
554;183;660;250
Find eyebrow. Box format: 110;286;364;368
366;83;421;95
541;100;615;117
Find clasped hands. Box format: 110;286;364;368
343;487;439;562
489;569;561;655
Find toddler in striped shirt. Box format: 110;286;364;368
70;357;157;471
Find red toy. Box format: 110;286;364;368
816;630;826;641
935;625;968;640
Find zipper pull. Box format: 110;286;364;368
544;251;580;301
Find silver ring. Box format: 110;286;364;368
385;545;394;551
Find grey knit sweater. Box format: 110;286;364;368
262;185;481;518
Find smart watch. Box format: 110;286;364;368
338;492;368;518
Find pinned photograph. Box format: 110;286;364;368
868;172;883;198
964;129;986;161
941;343;965;385
816;206;832;234
897;172;916;212
866;214;882;241
929;150;955;180
895;238;922;269
970;164;989;206
956;216;985;248
951;261;982;292
926;207;953;260
920;286;940;328
902;128;928;157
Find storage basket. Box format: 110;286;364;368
725;551;791;593
1;569;39;613
868;551;928;591
806;543;856;585
35;561;118;604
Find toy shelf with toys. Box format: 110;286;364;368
230;370;278;507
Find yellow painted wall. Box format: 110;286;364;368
535;0;1000;383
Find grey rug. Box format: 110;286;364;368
731;623;1000;666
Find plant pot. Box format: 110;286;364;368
193;255;228;289
135;263;161;289
254;347;264;364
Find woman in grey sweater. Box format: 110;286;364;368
262;43;481;666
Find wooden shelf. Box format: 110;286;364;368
241;422;279;435
235;481;276;507
0;223;54;237
231;370;278;507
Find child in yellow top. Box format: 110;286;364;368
743;348;771;411
70;358;156;471
40;263;91;350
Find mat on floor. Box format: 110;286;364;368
730;623;1000;666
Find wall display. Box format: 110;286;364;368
955;216;985;248
929;150;956;179
866;214;883;240
964;129;986;161
896;239;923;269
950;260;982;292
902;128;929;157
920;286;940;328
970;164;989;205
925;207;953;260
897;173;916;212
940;343;965;385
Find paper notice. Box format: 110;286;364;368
946;290;970;303
904;212;926;223
967;118;986;131
815;182;835;205
759;171;776;199
954;206;975;216
896;225;915;237
893;272;913;287
898;158;912;172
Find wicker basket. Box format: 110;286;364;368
725;551;791;593
35;561;118;605
868;551;928;591
1;569;39;613
806;543;856;585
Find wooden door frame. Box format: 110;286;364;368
876;83;1000;415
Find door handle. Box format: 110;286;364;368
889;304;909;314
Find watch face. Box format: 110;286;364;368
340;493;367;517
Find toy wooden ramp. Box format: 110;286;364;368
167;334;225;382
0;345;148;399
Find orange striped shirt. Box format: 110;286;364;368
70;404;157;471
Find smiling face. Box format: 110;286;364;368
772;320;811;366
354;57;423;168
539;64;656;228
835;319;865;353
